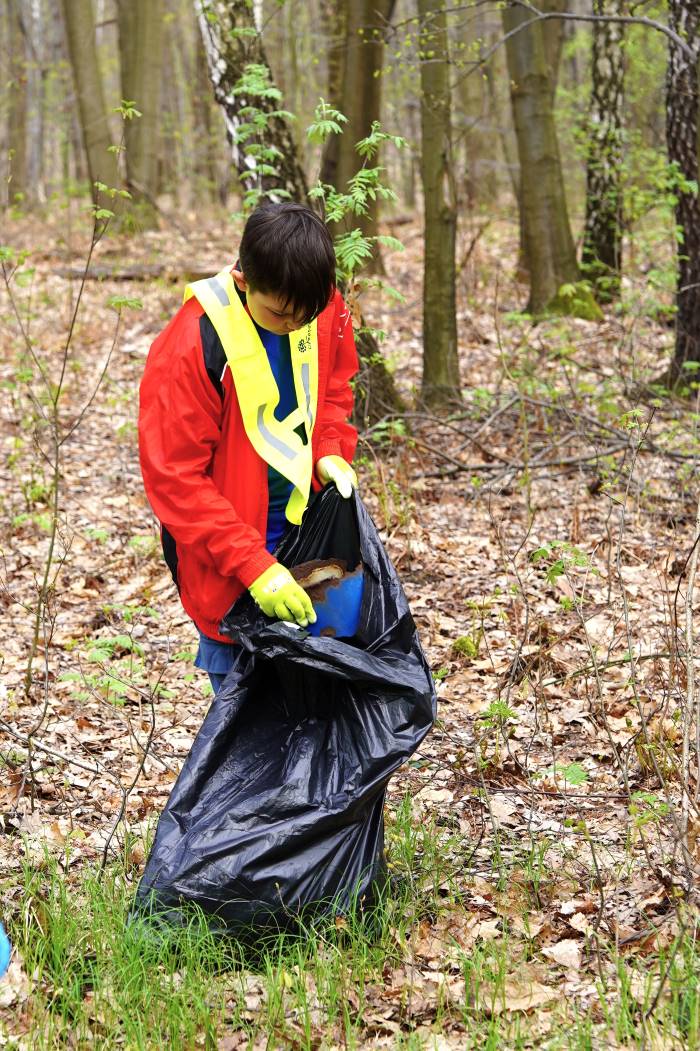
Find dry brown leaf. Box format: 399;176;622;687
475;917;502;941
542;939;582;970
486;976;558;1015
411;909;483;962
559;897;597;916
216;1034;249;1051
510;913;546;939
416;786;453;804
0;957;31;1009
489;793;518;826
568;912;593;935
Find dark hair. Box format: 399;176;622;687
239;202;336;324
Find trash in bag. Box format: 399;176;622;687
134;485;436;936
289;557;364;638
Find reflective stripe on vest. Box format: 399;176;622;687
184;267;319;526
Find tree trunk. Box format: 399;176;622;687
541;0;566;102
666;1;700;382
25;1;45;204
117;0;164;227
7;0;28;205
582;0;626;301
197;0;308;203
60;0;120;204
484;14;525;275
168;8;193;205
418;0;460;407
320;0;396;254
319;0;347;192
502;3;591;317
285;0;302;153
402;99;419;209
317;0;404;419
454;9;496;207
196;0;402;423
193;25;220;200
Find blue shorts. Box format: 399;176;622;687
194;632;237;694
195;515;290;694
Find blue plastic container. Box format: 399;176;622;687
0;922;11;978
307;566;364;638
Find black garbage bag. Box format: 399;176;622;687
134;486;436;936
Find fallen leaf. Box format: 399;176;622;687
0;957;31;1008
416;786;454;804
487;976;558;1015
489;793;518;826
510;914;546;939
568;912;593;935
474;917;502;941
217;1034;250;1051
542;939;582;970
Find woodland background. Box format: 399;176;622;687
2;1;700;1048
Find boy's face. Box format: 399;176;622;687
232;268;306;335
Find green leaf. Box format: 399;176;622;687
334;229;374;278
116;99;142;120
87;649;111;664
110;633;144;656
560;763;588;786
355;120;408;160
15;267;35;287
107;295;143;311
375;235;404;252
545;559;565;584
307;98;348;144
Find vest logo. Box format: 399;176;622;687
297;323;312;353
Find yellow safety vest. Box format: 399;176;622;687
184;266;318;525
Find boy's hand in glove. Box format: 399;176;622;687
316;455;357;499
249;564;316;627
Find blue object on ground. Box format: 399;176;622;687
307;566;364;638
0;923;11;978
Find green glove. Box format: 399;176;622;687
249;563;316;627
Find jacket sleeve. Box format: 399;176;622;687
138;303;276;589
314;294;359;466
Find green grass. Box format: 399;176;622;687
2;801;700;1049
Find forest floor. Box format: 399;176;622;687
1;203;700;1049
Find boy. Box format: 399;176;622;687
138;202;359;693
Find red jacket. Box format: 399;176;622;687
139;284;358;641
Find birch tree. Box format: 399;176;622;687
666;0;700;382
582;0;626;301
7;0;28;204
197;0;308;203
195;0;402;421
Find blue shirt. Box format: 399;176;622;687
196;317;301;678
255;320;296;553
